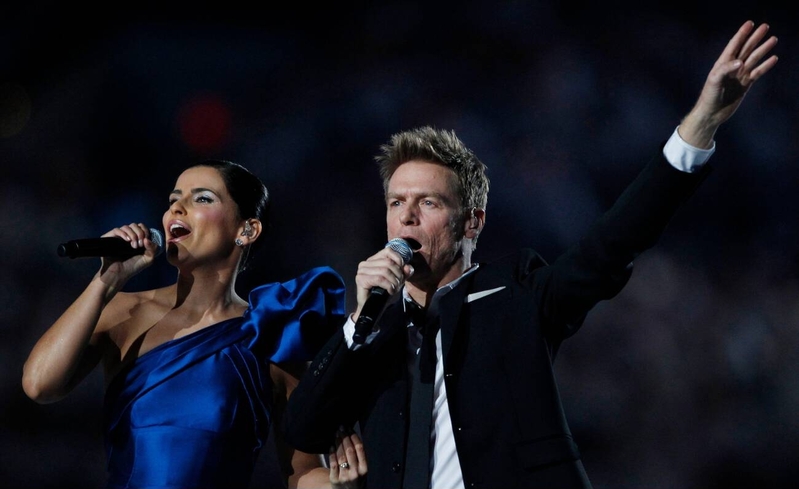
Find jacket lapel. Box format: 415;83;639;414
438;272;473;360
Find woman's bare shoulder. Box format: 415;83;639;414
97;285;175;334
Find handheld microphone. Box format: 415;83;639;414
57;228;164;259
352;238;414;344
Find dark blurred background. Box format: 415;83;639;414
2;1;798;488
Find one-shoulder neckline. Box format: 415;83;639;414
135;315;244;362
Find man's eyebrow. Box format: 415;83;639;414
387;191;446;199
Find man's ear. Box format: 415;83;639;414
464;208;485;239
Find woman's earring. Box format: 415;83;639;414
235;238;244;247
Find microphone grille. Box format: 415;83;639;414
385;238;413;265
149;228;165;257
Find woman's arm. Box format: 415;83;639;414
22;271;126;403
22;224;159;403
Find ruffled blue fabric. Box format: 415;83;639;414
102;266;345;489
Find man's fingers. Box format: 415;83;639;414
719;20;754;60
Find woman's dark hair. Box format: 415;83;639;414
194;159;270;272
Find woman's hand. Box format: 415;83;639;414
97;222;160;290
329;430;367;489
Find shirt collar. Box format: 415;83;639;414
402;263;480;313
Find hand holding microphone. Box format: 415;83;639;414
352;238;415;344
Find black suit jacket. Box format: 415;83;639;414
284;149;710;489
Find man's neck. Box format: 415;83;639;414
406;259;473;308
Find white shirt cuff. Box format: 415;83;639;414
663;126;715;173
343;314;378;350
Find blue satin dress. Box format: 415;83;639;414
102;266;346;489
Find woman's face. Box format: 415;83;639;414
162;165;242;270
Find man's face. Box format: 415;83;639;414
385;160;467;288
